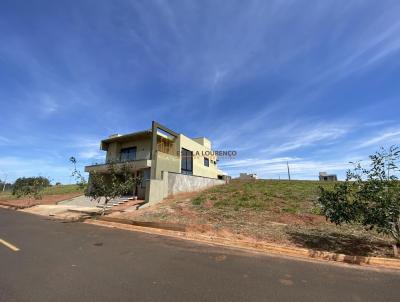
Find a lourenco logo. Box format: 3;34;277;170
177;150;237;159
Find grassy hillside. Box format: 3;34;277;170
192;180;335;214
42;184;85;195
115;179;394;257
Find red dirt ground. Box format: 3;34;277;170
275;212;327;226
0;193;83;209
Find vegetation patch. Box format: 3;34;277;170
112;179;395;258
193;180;335;214
0;184;84;208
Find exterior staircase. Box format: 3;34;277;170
95;196;134;209
96;196;146;210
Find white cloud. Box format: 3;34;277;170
211;68;228;90
0;136;10;145
362;120;394;127
0;156;72;183
219;157;300;169
78;150;105;160
67;137;105;161
262;123;351;154
39;94;58;117
358;128;400;149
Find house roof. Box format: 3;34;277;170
100;130;151;150
99;123;213;151
319;172;337;177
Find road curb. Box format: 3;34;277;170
0;205;13;210
0;203;34;210
96;216;186;231
85;218;400;270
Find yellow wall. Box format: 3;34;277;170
178;134;220;179
192;137;211;149
106;142;119;163
152;152;180;179
106;138;151;162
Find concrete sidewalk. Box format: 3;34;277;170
21;204;102;220
57;195;100;207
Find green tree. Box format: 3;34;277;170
318;146;400;257
70;157;141;214
12;176;50;199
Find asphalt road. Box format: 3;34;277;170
1;208;400;302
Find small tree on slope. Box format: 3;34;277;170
70;157;141;214
318;146;400;257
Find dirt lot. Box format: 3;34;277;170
0;193;83;208
0;185;84;208
110;180;395;258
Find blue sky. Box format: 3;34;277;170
1;1;400;183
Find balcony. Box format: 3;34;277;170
84;158;151;173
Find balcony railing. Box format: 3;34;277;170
85;157;152;173
103;150;151;164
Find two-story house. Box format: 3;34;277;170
85;121;227;204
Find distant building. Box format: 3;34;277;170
319;172;337;181
238;173;258;180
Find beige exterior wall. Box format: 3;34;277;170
152;151;180;180
150;133;222;180
178;134;220;179
106;142;119;163
192;137;211;149
106;137;151;162
145;171;169;203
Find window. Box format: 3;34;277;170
120;147;136;162
181;148;193;175
204;157;209;167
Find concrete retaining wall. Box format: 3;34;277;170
145;171;169;203
167;172;225;195
145;172;226;204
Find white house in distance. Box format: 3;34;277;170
238;173;258;180
319;172;337;181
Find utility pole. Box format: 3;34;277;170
287;161;291;181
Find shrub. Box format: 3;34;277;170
192;195;206;206
318;146;400;257
12;177;50;199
